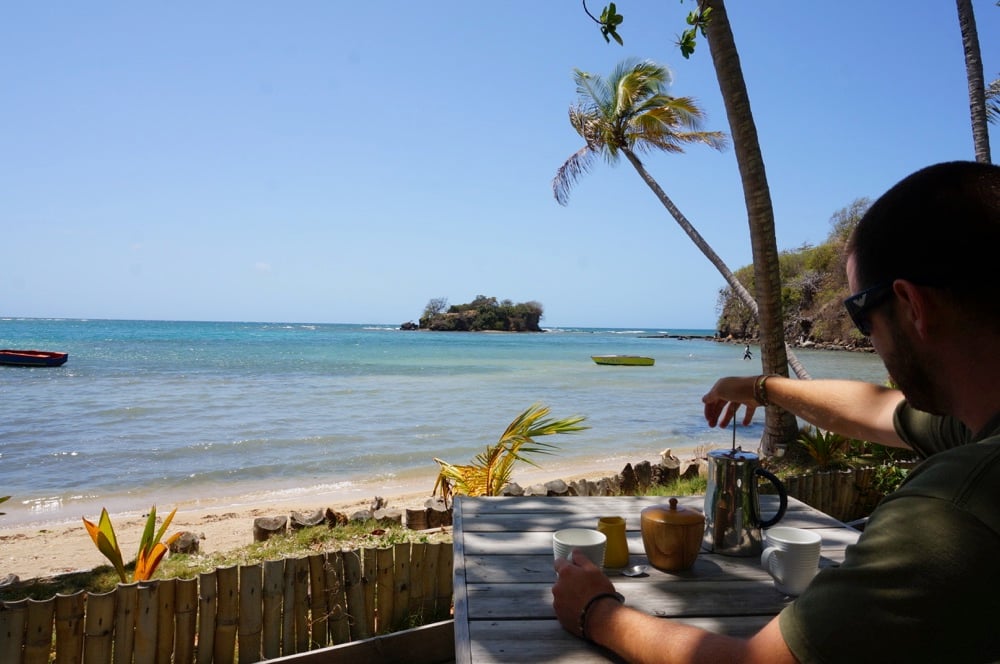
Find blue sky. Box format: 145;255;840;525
3;2;998;329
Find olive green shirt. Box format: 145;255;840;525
779;404;1000;663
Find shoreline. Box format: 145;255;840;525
0;457;645;582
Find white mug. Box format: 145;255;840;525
760;526;821;596
553;528;607;568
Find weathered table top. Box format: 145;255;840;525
452;495;859;663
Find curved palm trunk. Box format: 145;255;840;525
956;0;991;163
622;148;811;381
700;0;800;452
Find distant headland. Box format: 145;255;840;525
400;295;543;332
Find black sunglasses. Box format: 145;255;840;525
843;282;895;336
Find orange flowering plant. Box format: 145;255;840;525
83;506;181;582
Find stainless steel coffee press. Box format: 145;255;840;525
703;418;788;556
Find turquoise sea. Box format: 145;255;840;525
0;319;887;527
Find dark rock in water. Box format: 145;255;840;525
400;321;419;330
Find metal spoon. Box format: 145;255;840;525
619;564;649;577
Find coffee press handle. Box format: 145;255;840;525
755;467;788;528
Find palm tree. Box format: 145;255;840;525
692;0;802;451
955;0;991;163
552;58;812;394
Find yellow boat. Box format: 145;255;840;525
591;355;655;366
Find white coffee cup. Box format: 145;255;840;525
760;526;821;596
553;528;607;568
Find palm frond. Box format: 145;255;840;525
553;145;598;205
432;403;588;499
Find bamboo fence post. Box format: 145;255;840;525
361;549;377;636
173;577;198;664
435;541;454;621
324;552;350;645
281;559;295;655
54;591;85;664
196;571;217;664
113;583;137;664
422;542;439;621
133;582;158;664
238;564;262;664
291;557;310;653
818;471;833;515
408;542;427;624
82;590;115;664
307;554;328;650
1;599;28;664
214;566;239;664
261;560;284;659
155;579;176;663
375;544;400;634
24;598;54;664
342;550;368;640
391;543;411;630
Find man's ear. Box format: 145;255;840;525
892;279;933;338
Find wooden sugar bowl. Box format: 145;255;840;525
640;498;705;572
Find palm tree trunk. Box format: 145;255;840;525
700;0;800;452
956;0;991;163
622;148;811;381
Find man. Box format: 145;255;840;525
552;161;1000;663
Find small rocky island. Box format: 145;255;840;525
401;295;544;332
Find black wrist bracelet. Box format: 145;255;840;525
579;591;625;642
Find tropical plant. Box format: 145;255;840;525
83;506;181;583
796;426;853;469
433;403;588;504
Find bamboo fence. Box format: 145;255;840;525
780;465;888;522
0;541;453;664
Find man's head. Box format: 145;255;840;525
844;161;1000;418
845;161;1000;333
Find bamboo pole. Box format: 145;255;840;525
196;571;216;664
54;591;85;664
391;543;411;630
434;541;454;621
408;542;427;624
238;564;262;664
24;598;54;664
261;559;284;659
362;549;377;637
423;541;439;621
133;581;158;664
282;558;295;655
1;599;28;664
342;550;368;640
214;566;239;664
113;583;137;664
307;554;328;649
324;552;350;645
173;578;198;664
291;557;310;653
82;590;115;664
375;547;395;634
156;579;176;663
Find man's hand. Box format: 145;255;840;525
552;549;618;638
702;376;761;428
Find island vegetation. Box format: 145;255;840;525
406;295;545;332
715;198;872;350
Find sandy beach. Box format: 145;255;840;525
0;460;630;582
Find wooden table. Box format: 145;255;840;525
452;495;860;663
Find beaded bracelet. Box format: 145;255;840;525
579;591;625;642
753;374;779;407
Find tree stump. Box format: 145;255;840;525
253;516;287;542
373;508;402;525
406;508;428;531
325;508;348;527
290;509;325;530
169;531;200;555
